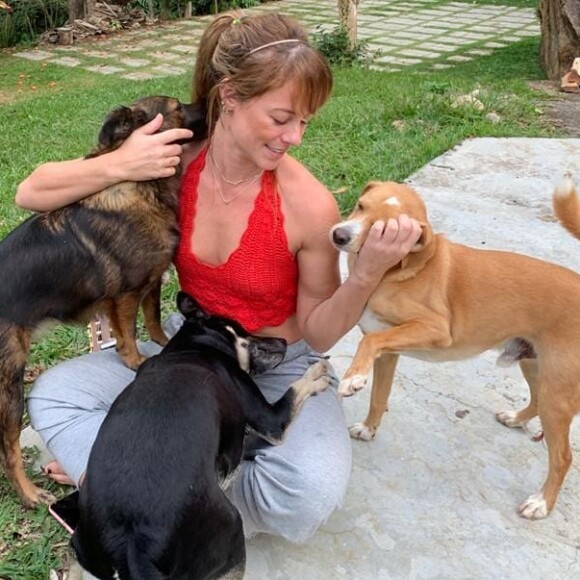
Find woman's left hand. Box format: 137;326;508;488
351;215;422;288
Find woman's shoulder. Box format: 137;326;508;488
278;155;339;219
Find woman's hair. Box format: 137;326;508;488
192;11;333;133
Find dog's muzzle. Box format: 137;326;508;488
329;221;360;252
331;226;351;248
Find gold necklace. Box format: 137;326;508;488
209;148;262;186
211;159;262;205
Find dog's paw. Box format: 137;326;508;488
348;422;376;441
495;410;523;428
303;359;331;383
122;353;147;371
21;484;56;509
338;374;367;397
292;361;330;405
518;493;549;520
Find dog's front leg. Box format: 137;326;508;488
349;353;399;441
339;319;451;397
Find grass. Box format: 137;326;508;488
0;9;561;578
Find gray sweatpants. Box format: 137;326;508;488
27;315;352;543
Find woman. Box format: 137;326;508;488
17;11;421;542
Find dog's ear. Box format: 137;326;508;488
409;221;433;253
177;292;208;320
401;221;433;269
361;181;382;195
98;106;150;149
248;337;287;374
98;106;136;149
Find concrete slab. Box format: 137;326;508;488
245;138;580;579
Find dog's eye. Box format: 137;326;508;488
356;202;364;211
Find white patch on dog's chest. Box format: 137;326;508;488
359;308;392;334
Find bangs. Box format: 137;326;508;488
288;51;333;117
237;45;332;116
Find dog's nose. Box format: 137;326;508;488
332;227;351;247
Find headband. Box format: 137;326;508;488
247;39;304;57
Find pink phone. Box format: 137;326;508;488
48;490;79;534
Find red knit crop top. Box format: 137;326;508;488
174;147;298;332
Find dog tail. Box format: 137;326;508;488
125;535;167;580
553;175;580;240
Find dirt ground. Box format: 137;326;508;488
530;80;580;137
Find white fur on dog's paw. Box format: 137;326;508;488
348;422;376;441
518;493;549;519
293;361;330;405
303;359;330;383
496;410;523;428
338;374;367;397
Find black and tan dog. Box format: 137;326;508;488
0;96;207;508
70;292;329;580
330;180;580;520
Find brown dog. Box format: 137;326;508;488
0;96;206;508
330;180;580;520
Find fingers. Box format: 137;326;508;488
139;113;164;135
136;115;194;143
374;215;421;248
42;462;75;486
353;214;424;288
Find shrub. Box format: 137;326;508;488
130;0;260;20
312;24;375;67
0;0;68;48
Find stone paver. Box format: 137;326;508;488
12;0;539;80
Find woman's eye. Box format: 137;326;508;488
273;117;288;125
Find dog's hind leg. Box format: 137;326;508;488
140;280;168;346
496;358;539;428
349;353;399;442
105;294;145;370
518;381;578;519
0;326;55;507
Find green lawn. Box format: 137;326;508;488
0;19;560;579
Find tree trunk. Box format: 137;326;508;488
68;0;84;21
539;0;580;80
68;0;97;22
337;0;358;50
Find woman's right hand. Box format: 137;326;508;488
110;113;193;182
16;114;194;212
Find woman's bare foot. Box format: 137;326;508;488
41;461;75;486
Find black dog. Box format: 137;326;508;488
0;95;207;508
71;292;329;580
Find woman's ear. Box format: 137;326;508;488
219;80;237;113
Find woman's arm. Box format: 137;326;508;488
15;114;193;212
295;188;421;353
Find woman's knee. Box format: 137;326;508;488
282;459;350;543
244;437;352;543
27;350;135;432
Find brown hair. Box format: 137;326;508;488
192;11;333;133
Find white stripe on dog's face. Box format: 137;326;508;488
329;218;365;253
384;196;400;206
226;326;250;372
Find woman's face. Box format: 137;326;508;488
224;81;311;171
